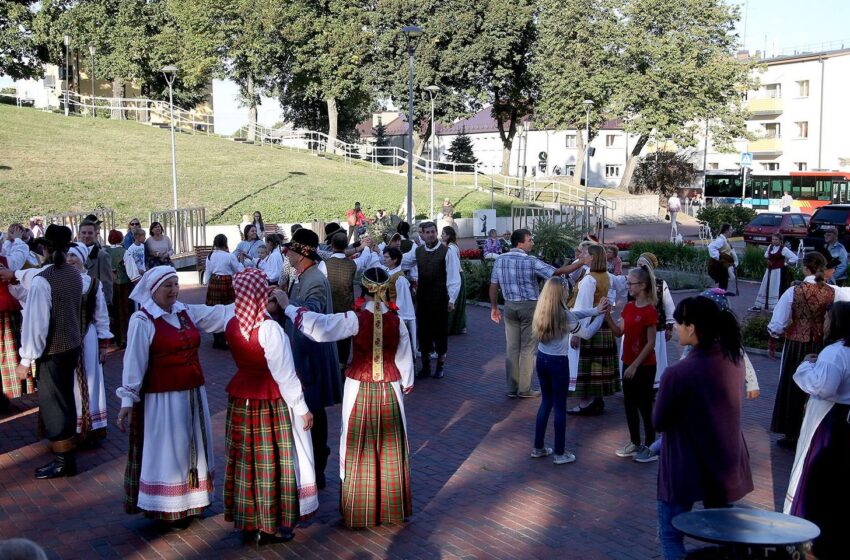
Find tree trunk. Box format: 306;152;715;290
326;96;338;153
111;77;124;120
618;135;650;191
246;76;257;143
499;128;517;176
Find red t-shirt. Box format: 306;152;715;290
621;301;658;366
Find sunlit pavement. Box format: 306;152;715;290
0;286;791;559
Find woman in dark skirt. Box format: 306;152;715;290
442;226;467;335
767;252;833;448
205;234;244;349
785;301;850;559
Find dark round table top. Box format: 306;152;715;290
672;508;820;546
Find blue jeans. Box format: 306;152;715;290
657;500;693;560
534;351;570;455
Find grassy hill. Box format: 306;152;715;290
0;104;515;225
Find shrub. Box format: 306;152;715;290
696;206;757;236
531;216;580;266
628;240;706;269
656;263;712;290
741;314;774;350
462;259;502;303
738;244;767;280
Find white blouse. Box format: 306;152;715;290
203;249;245;284
1;238;29;271
117;301;234;408
399;242;461;303
385;266;415;321
284;301;414;389
764;244;799;265
794;341;850;405
81;274;113;340
261;248;284;284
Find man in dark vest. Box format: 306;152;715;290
281;228;341;489
405;221;461;379
324;232;357;373
4;225;83;478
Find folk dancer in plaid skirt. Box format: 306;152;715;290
205;234;244;350
66;243;112;447
276;267;415;528
116;267;233;529
0;250;34;413
224;268;318;545
566;244;626;416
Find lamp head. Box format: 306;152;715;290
583;99;594;107
402;25;423;38
63;35;70;47
424;85;440;93
161;65;178;76
88;44;95;56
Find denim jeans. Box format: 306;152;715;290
534;351;570;455
657;499;693;560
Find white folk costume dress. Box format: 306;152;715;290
119;267;232;521
385;264;418;358
784;342;850;558
754;245;797;311
223;268;317;534
567;271;625;395
284;298;414;528
75;272;111;440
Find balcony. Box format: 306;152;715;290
747;97;783;116
749;137;783;156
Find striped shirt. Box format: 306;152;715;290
490;249;556;302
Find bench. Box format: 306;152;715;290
194;245;215;284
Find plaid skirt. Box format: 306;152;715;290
224;397;301;532
1;311;35;399
123;399;207;521
573;325;621;398
206;274;235;306
342;382;412;528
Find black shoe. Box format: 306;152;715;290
0;393;11;415
244;530;294;545
417;361;431;378
34;455;77;479
433;363;445;379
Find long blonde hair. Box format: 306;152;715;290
629;265;658;306
588;244;607;272
533;277;569;343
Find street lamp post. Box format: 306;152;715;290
582;99;594;234
425;85;440;220
402;25;423;224
88;44;96;117
63;35;70;117
162;65;179;210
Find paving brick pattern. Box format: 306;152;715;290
0;285;794;559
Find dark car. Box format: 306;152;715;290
805;204;850;250
743;212;810;248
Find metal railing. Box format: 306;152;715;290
149;207;206;256
63;91;215;134
44;209;116;241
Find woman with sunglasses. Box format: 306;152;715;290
123;219;142;249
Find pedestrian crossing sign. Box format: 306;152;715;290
740;152;753;168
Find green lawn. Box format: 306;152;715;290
0;104;515;225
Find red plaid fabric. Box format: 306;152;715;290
224;397;301;532
342;382;412;528
232;268;271;340
205;274;235;306
1;311;34;399
574;325;621;398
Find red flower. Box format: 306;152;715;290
460;249;483;260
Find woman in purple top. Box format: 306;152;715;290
654;297;753;560
483;229;502;257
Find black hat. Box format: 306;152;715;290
283;228;322;261
83;214;103;225
35;224;73;251
324;222;345;243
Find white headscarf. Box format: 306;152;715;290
68;242;91;266
129;266;178;307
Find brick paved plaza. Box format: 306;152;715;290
0;284;793;559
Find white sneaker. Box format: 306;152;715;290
554;452;576;465
634;445;659;463
530;447;553;458
615;442;639;457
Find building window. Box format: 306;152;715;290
795;121;809;139
605;134;616;147
796;162;808;171
765;83;781;99
708;162;719;170
797;80;809;97
565;134;577;148
764;123;781;138
762;162;779;171
565;164;576;176
605;165;620;178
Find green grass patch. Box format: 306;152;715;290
0;104;516;225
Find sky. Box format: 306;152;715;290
735;0;850;57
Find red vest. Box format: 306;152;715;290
346;309;402;383
785;282;833;343
766;246;786;271
0;256;21;313
224;317;283;400
142;309;204;393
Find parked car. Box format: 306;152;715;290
743;212;810;248
805;204;850;250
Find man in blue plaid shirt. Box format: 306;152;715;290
490;229;584;398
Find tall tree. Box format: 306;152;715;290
0;0;44;80
532;0;622;187
447;128;478;165
614;0;754;189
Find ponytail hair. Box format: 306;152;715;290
826;301;850;346
803;251;827;284
673;296;742;364
629;265;658;306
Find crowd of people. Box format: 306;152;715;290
1;207;849;558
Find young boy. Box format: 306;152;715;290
123;228;147;282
